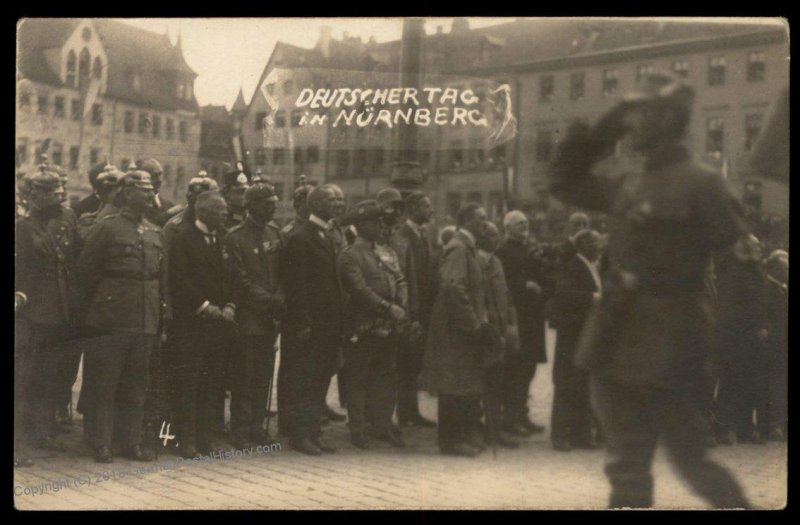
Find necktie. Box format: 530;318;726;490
204;233;216;246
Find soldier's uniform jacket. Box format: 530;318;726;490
225;211;246;231
337;237;408;338
76;208;165;335
551;141;748;388
76;203;119;245
47;206;79;316
281;216;307;236
16;212;73;327
223;217;285;335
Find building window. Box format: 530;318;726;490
51;143;63;166
373;148;385;169
469;147;484;167
294;146;304;165
274;111;286;128
66;50;77;86
636;64;654;83
78;48;91;83
306;145;320;164
467;191;483;205
602;69;619;97
489;144;506;165
15;138;28;167
69;146;80;170
19;89;31;108
255;111;267;130
273;148;285;165
177;166;185;183
706;116;725;154
138;113;149;135
283;80;294;95
354;149;367;175
186;82;193;100
334;150;349;177
152;115;160;138
71;99;82;120
672;60;690;78
91;103;102;126
291;109;303;127
255;148;266;166
450;140;463;169
570;72;585;100
89;148;100;166
489;191;504;220
539;75;555;102
124;110;134;133
179;121;187;142
420;150;431;168
163;164;171;181
166;118;175;140
747;51;766;82
446;192;462;219
536;130;554;162
92;57;102;79
744;114;764;152
37;93;48;114
266;83;275;95
177;83;185;100
54;96;65;118
708;56;726;86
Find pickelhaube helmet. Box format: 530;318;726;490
187;170;219;194
95;161;122;193
118;169;155;190
139;158;164;178
223;161;250;190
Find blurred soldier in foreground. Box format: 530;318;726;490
550;71;749;508
224;183;284;449
15;167;71;467
421;203;497;457
169;192;234;458
76;170;164;464
139;158;175;227
280;185;346;455
338;200;408;449
72;162;107;218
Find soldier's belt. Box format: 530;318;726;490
104;270;160;281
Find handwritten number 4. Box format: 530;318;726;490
159;421;175;446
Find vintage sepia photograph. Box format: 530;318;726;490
14;16;788;510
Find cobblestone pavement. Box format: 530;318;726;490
14;330;787;510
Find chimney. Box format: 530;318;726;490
318;26;332;59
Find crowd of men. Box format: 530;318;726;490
14;70;788;509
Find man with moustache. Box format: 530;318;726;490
168;191;235;458
280;185;346;455
139;158;175;227
224;183;284;449
76;169;165;463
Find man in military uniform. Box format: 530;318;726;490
550;71;749;508
222;168;250;230
15;167;72;466
338;200;408;449
223;183;284;449
76;170;164;463
280;185;345;455
163;172;220;245
281;175;313;236
140;158;176;227
391;190;437;428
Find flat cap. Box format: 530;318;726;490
244;182;279;205
119;170;155;190
341;199;383;226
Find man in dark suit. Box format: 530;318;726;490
392;191;437;427
223;183;284;449
72;162;107;218
280;185;345;455
140;159;175;227
548;229;602;452
168;192;235;458
495;210;549;436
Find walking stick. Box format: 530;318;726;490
264;332;279;434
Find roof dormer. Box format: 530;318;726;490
60;19;108;93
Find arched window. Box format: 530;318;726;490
92;57;102;79
78;48;91;82
177;83;185;99
66;50;77;86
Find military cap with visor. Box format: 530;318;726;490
119;170;155;190
244;182;279;205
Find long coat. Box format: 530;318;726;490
420;230;487;396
